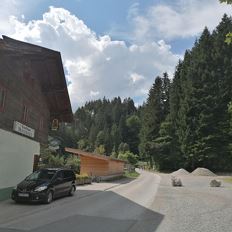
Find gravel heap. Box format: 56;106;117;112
171;168;190;176
191;167;216;176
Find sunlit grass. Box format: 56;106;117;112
223;177;232;184
124;170;140;179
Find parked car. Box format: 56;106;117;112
11;168;76;204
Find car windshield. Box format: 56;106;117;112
25;170;57;181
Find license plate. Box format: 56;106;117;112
18;193;29;197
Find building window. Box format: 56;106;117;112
22;105;29;123
0;87;6;112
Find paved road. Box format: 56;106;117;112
0;170;162;232
1;171;232;232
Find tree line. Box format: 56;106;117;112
53;15;232;171
140;15;232;171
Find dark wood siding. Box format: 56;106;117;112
0;51;50;143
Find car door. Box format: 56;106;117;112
63;170;73;194
53;170;66;198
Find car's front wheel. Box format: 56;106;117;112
44;190;53;204
69;185;76;196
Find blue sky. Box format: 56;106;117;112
0;0;230;110
20;0;196;54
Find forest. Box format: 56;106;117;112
52;15;232;172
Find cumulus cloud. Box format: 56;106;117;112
130;0;232;42
0;0;43;35
130;73;145;84
4;7;180;110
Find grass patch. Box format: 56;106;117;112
124;170;140;179
223;177;232;184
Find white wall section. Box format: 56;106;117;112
0;129;40;189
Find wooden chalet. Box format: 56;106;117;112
0;36;72;198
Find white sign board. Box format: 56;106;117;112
13;121;35;138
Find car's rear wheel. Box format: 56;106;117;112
69;185;76;196
45;190;53;204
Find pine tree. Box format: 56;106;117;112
139;76;169;167
125;115;141;154
110;124;121;152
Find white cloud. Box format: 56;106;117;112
90;91;100;97
130;0;232;41
0;0;230;111
0;0;43;36
130;73;145;84
3;6;179;110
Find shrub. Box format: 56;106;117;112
75;174;92;185
118;151;138;165
65;155;80;173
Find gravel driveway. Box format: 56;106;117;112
152;174;232;232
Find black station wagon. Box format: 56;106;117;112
11;168;76;204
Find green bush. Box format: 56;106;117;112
48;155;65;167
38;146;65;168
75;174;92;185
65;155;80;173
124;170;140;178
118;151;138;165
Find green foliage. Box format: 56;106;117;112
39;147;54;166
219;1;232;44
50;123;78;150
118;151;138;165
228;102;232;155
139;15;232;171
153;118;177;170
139;73;171;167
223;177;232;183
47;155;65;168
225;32;232;44
126;115;141;154
118;143;130;153
110;146;118;158
40;146;80;171
39;147;64;168
110;151;118;158
77;139;89;150
219;0;232;4
228;101;232;126
94;145;106;155
65;155;80;173
46;15;232;172
70;97;138;156
75;174;92;185
124;170;140;178
95;131;105;147
161;16;232;171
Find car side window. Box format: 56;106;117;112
64;170;72;180
56;171;64;179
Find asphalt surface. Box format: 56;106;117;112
0;170;162;232
0;171;232;232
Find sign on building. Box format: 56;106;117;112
13;121;35;138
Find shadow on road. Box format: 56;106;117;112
0;190;164;232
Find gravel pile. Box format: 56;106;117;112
171;168;190;176
191;167;216;176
